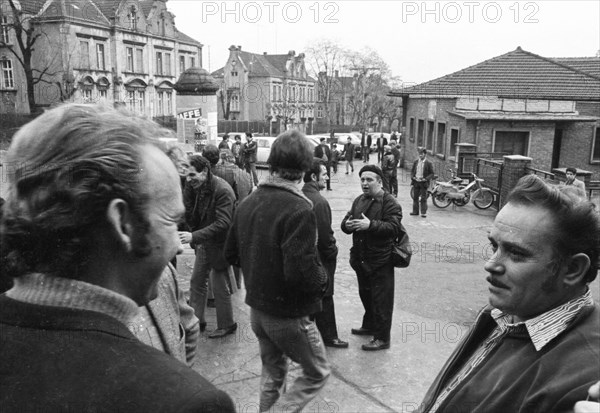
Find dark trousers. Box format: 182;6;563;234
314;296;339;342
362;147;370;162
412;182;429;214
325;162;332;190
355;261;395;342
389;171;398;195
377;149;384;163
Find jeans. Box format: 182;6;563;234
247;162;259;186
354;261;395;342
412;182;429;215
189;245;235;329
250;308;330;412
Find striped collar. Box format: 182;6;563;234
491;289;593;351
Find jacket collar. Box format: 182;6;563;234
260;175;312;206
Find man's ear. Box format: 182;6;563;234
562;253;591;287
311;173;318;182
106;199;134;252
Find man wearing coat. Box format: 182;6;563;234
243;132;259;186
411;148;435;218
302;158;348;348
376;133;388;163
342;164;403;351
361;131;372;163
314;137;333;191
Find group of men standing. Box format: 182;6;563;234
1;104;598;413
219;132;259;187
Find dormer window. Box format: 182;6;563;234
128;5;138;30
231;71;238;76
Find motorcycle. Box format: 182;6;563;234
430;172;495;210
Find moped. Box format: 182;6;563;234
430;172;495;209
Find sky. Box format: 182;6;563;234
168;0;600;85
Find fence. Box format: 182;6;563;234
218;120;271;135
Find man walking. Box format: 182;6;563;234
381;145;396;195
225;131;330;412
343;136;355;174
376;133;388;164
243;132;259;186
314;137;333;191
302;158;348;349
410;148;434;218
341;165;403;351
179;155;238;339
0;104;234;412
361;130;372;163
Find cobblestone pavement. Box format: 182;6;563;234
176;161;600;413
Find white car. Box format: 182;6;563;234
254;135;318;167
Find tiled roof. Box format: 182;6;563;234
393;47;600;101
552;57;600;78
449;110;599;121
175;30;202;46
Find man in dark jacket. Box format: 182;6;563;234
314;137;333;191
242;132;259;186
376;133;388;163
302;158;348;349
361;132;372;163
411;148;435;217
0;104;234;412
179;155;237;339
419;175;600;413
342;164;403;351
225;130;330;412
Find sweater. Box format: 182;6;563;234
224;178;328;317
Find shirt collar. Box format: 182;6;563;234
491;289;593;351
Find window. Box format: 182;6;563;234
436;122;446;155
156;90;172;116
317;106;324;118
96;44;105;70
409;118;415;142
164;53;171;76
126;47;134;71
318;89;324;102
308;88;313;102
231;70;238;77
493;131;529;156
417;119;425;147
449;128;460;157
272;85;277;101
179;55;185;73
591;127;600;162
190;57;195;67
127;89;145;114
156;52;163;75
426;120;435;151
128;6;138;30
1;15;9;44
82;89;93;103
230;94;239;111
99;89;107;100
79;41;90;68
1;58;14;88
135;49;144;72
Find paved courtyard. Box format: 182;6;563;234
175;161;600;413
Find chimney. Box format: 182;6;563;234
237;45;242;50
263;52;267;55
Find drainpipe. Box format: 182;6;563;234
475;120;481;147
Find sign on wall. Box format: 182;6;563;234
177;108;203;119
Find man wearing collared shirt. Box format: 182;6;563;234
341;165;403;351
411;148;434;217
419;174;600;413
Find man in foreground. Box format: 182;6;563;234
419;175;600;412
341;165;403;351
302;158;348;349
225;130;330;412
0;104;234;412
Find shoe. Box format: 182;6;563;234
327;188;333;191
199;322;207;332
421;214;427;218
362;339;390;351
345;172;349;175
351;327;375;336
324;338;349;348
208;323;237;338
409;212;419;216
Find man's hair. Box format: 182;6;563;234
188;155;211;175
220;148;236;164
507;174;599;283
202;144;221;166
0;103;171;278
419;148;427;155
234;135;241;141
268;130;313;181
332;143;337;148
320;137;326;142
222;134;229;140
566;167;577;175
245;132;253;138
165;145;188;166
303;158;325;183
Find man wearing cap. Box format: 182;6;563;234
341;165;403;351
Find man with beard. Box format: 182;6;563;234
302;158;348;349
341;165;403;351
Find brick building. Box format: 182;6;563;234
211;46;316;134
0;0;202;115
390;47;600;179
